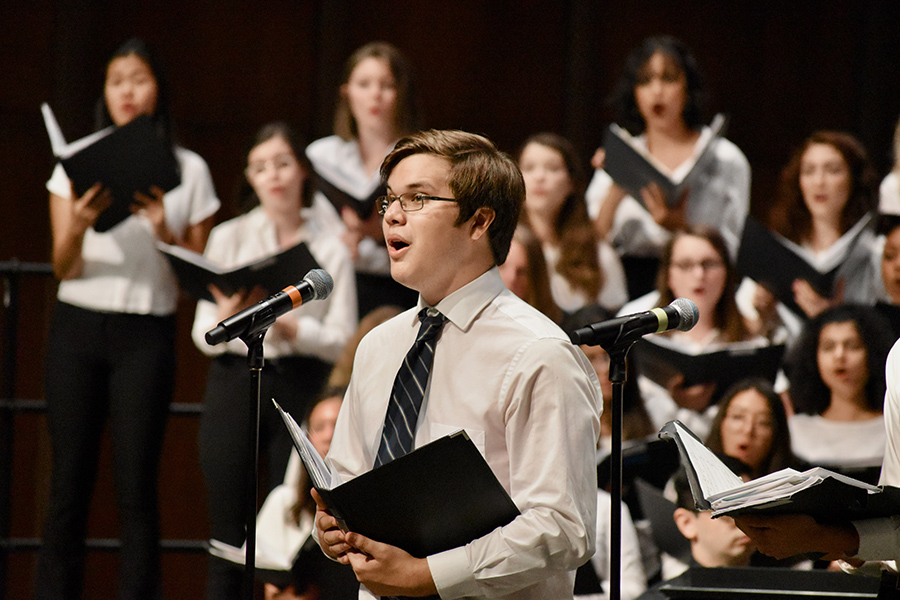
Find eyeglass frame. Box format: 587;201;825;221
376;192;457;215
669;258;726;273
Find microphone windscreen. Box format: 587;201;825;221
305;268;334;300
671;297;699;331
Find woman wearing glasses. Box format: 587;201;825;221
191;122;357;600
621;225;768;438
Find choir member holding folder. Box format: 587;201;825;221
191;122;357;600
306;42;422;316
585;36;750;296
621;226;770;440
37;38;221;600
314;130;602;599
748;131;880;336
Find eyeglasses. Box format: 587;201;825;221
671;259;725;273
376;192;457;215
245;153;298;178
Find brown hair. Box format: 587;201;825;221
704;378;795;478
507;223;563;323
519;133;604;301
333;41;421;141
768;131;878;243
381;129;524;264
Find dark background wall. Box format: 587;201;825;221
2;1;900;597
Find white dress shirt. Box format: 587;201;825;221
191;202;358;361
327;268;603;599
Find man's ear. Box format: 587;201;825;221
469;207;495;241
673;507;699;542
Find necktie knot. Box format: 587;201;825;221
416;308;447;345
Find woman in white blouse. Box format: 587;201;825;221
784;304;894;476
753;131;880;331
518;132;628;315
37;38;220;600
586;36;750;296
191;122;357;600
622;225;764;439
306;42;422;316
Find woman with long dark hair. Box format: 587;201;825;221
37;38;220;599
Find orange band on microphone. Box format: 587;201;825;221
284;285;304;308
649;307;668;333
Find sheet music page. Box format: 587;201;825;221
41;103;115;159
272;399;341;490
673;421;744;497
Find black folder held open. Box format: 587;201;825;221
274;400;520;558
659;420;900;522
41;103;181;233
603;114;726;205
157;241;320;302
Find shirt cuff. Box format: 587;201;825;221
427;546;478;599
853;516;900;561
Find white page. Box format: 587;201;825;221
41;103;115;159
272;399;341;490
673;421;744;497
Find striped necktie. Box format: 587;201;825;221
374;308;447;468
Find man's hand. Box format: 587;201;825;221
344;532;437;597
312;489;354;563
733;513;859;560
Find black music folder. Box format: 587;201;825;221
630;336;785;405
736;214;874;316
274;400;520;558
659;420;900;522
157;242;319;302
603;113;726;205
311;170;384;220
42;103;181;233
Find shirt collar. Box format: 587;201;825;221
416;267;504;333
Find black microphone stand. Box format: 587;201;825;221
239;329;265;600
604;339;636;600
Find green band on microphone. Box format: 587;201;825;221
649;307;668;333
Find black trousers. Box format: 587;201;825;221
200;353;331;600
36;301;176;600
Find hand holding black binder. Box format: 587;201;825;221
157;241;320;302
659;420;900;522
41;102;181;233
736;214;874;316
603;113;726;205
273;399;520;558
630;336;785;406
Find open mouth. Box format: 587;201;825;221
388;239;409;251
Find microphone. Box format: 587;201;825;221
205;269;334;345
569;297;699;348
